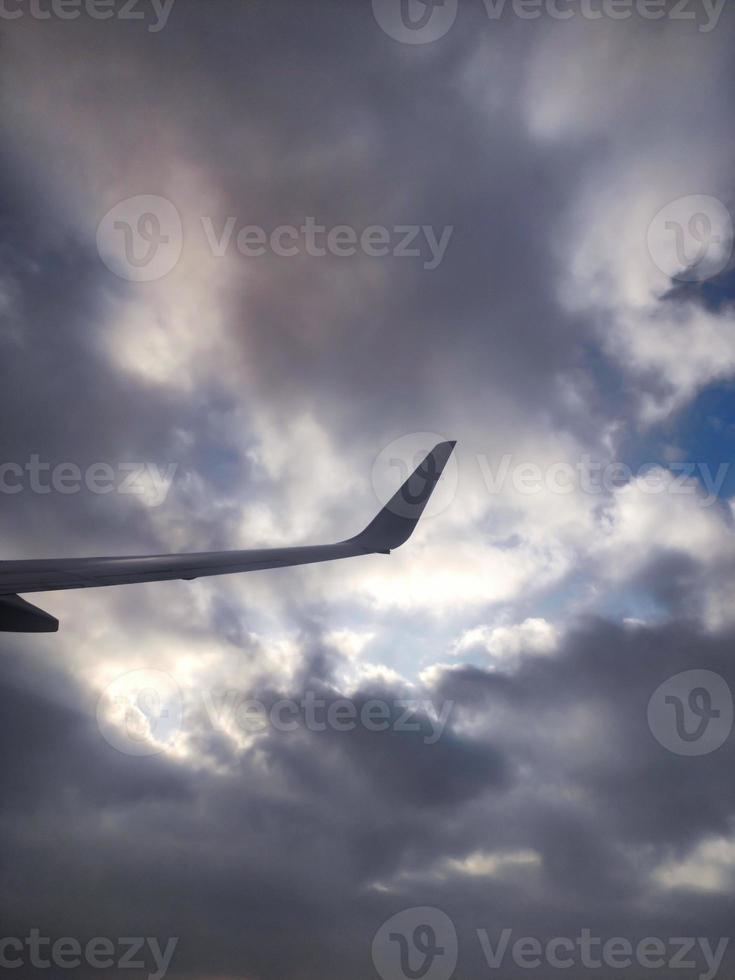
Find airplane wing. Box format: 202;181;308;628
0;440;456;632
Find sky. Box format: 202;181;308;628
1;1;735;978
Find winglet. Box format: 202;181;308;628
350;440;456;553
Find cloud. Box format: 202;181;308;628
2;3;735;978
452;617;559;666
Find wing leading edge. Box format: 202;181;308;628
0;440;456;632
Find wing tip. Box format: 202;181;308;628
351;437;457;552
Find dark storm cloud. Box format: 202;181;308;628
436;617;735;849
183;3;603;442
3;618;735;979
0;634;506;977
1;0;618;449
0;647;192;814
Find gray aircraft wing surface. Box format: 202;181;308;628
0;440;455;632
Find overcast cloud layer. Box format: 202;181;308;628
2;2;735;979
